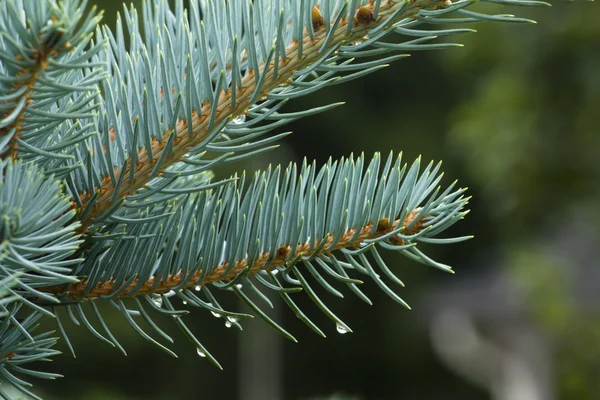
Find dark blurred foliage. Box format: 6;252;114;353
24;1;600;399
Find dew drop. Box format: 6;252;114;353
271;269;279;276
235;284;242;290
165;290;176;297
227;316;239;324
194;285;202;292
151;295;162;307
225;321;232;328
182;300;187;305
231;115;246;125
211;311;222;318
336;324;349;335
196;348;206;358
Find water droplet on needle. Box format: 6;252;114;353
336;324;350;334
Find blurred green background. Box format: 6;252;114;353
18;1;600;399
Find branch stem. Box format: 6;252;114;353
45;211;426;301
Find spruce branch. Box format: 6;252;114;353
46;203;437;300
0;1;103;170
0;159;82;315
0;3;68;159
41;152;469;362
74;0;541;229
0;306;61;400
78;0;451;228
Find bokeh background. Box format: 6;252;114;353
14;1;600;399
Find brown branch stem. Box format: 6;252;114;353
44;210;426;301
